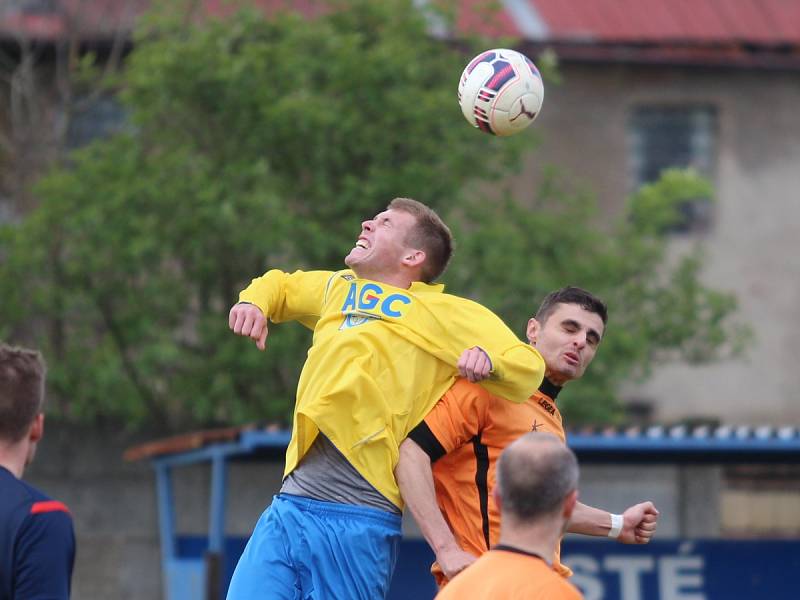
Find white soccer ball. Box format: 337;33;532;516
457;48;544;136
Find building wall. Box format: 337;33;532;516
26;425;162;600
522;62;800;425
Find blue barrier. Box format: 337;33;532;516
172;537;800;600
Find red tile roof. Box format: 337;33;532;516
455;0;800;68
2;0;798;67
525;0;800;44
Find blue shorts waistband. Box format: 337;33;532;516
275;493;402;529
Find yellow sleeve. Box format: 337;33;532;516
238;269;335;328
481;343;545;404
418;295;545;404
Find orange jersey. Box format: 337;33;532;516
434;548;583;600
408;377;572;585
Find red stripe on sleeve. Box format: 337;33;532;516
30;500;70;515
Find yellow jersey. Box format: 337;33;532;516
239;269;545;508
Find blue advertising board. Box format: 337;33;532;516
563;540;800;600
173;536;800;599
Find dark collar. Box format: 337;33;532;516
538;377;562;400
493;544;548;563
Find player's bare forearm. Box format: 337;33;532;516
396;439;476;579
396;439;457;554
568;501;660;544
567;501;613;536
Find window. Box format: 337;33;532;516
3;0;58;15
66;95;127;150
0;199;12;225
721;465;800;538
628;106;717;233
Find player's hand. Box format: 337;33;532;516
229;302;269;351
457;346;492;383
438;546;477;581
619;501;659;544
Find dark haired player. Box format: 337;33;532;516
397;287;659;587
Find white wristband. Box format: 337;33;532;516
608;514;624;539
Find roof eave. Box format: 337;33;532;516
519;40;800;71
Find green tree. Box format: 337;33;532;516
0;0;746;428
0;0;529;426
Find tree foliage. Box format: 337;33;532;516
0;0;747;428
449;168;749;423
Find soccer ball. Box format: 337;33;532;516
457;48;544;136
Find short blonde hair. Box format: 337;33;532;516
388;197;454;283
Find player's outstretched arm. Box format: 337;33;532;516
229;302;269;351
427;296;544;403
567;501;659;544
396;438;477;580
236;269;333;336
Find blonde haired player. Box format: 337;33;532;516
226;198;545;600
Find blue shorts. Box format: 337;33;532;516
226;493;402;600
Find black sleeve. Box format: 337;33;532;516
407;420;448;463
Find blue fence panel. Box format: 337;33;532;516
174;537;247;600
388;540;438;599
173;537;800;600
165;557;207;600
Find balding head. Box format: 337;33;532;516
495;432;579;522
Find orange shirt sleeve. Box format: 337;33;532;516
408;378;492;460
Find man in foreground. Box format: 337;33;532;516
397;287;659;585
436;432;584;599
226;197;545;599
0;344;75;600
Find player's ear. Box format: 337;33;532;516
402;249;426;268
526;318;541;344
29;413;44;444
562;489;578;520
